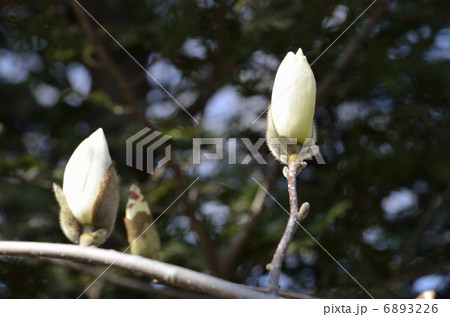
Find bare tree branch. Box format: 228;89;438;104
43;258;208;298
267;160;309;295
0;241;277;299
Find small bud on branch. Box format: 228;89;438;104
124;183;161;259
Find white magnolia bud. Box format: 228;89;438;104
271;48;316;144
63;128;112;223
53;128;119;246
267;48;318;164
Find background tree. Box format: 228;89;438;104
0;0;449;298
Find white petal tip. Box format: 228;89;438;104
91;128;105;139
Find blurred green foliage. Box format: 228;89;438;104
0;0;449;298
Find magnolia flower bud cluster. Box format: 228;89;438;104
53;128;119;247
266;48;318;164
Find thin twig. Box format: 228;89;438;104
267;158;308;295
0;241;277;299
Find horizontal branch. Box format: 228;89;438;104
44;258;208;298
0;241;276;299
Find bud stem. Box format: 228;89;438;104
82;224;95;234
267;157;308;295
